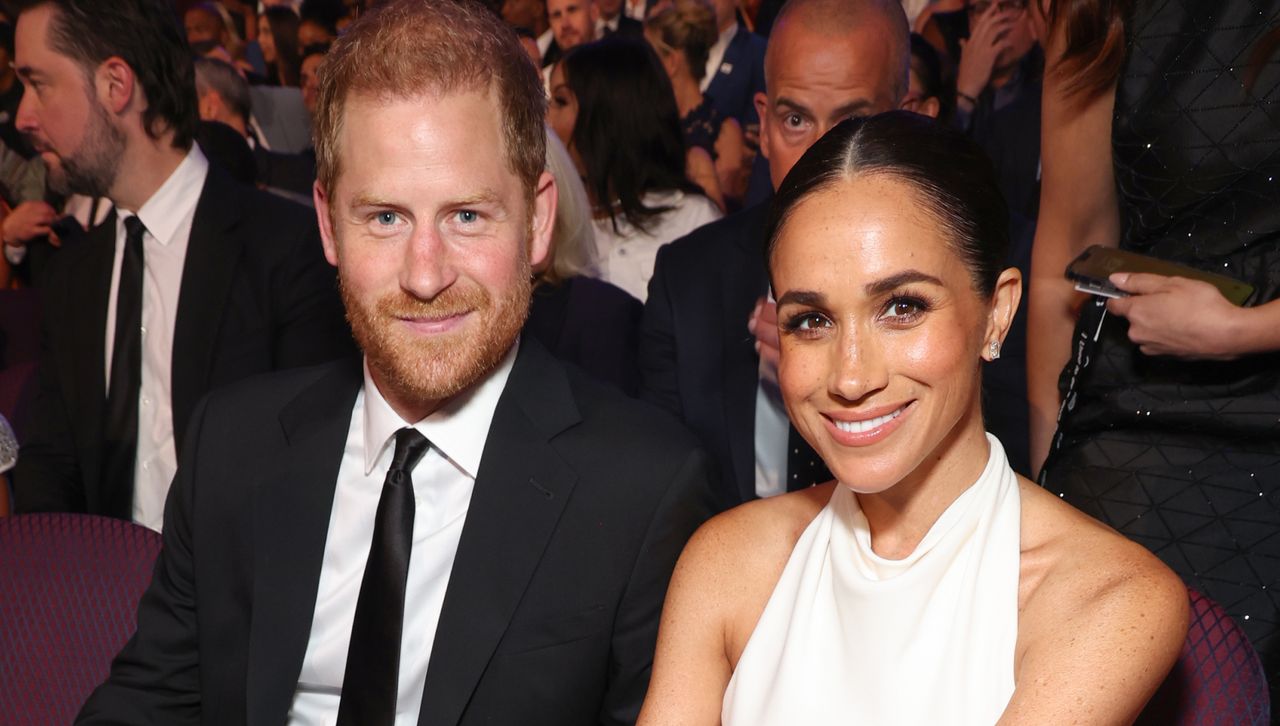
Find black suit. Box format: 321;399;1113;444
12;164;352;518
640;203;769;510
77;339;715;725
526;275;642;396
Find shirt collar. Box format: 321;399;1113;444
597;14;621;33
718;20;738;47
123;145;210;247
361;341;520;478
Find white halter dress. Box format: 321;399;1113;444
722;435;1021;726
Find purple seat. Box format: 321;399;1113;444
0;513;162;724
1137;589;1271;725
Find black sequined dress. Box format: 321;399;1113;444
1039;0;1280;692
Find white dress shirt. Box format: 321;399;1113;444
105;146;209;532
289;344;518;726
593;190;722;302
596;13;622;35
701;22;739;93
537;28;554;60
624;0;647;21
753;369;789;499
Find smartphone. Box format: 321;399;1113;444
1065;245;1255;306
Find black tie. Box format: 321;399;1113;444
101;215;146;518
786;424;831;491
337;427;431;726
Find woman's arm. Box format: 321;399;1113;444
1000;486;1189;724
1026;17;1120;475
635;518;736;726
713;117;747;207
999;557;1187;724
686;146;725;211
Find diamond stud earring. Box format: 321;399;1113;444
988;340;1001;360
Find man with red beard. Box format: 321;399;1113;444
77;1;714;725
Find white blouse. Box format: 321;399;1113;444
593;190;721;302
723;435;1021;725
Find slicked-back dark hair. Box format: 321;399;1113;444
18;0;197;150
766;112;1009;298
560;36;701;235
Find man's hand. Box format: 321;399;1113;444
2;201;59;249
1106;272;1250;359
956;5;1017;103
747;297;780;384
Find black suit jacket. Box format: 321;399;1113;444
12;164;352;518
77;339;715;725
526;275;643;396
640;203;769;510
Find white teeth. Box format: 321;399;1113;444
834;407;904;434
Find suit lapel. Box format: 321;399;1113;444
246;358;362;726
171;167;244;454
721;205;769;503
418;340;580;726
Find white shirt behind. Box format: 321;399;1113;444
104;145;209;532
289;344;518;726
593;190;722;302
701;22;739;94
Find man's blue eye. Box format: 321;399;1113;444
458;210;478;223
376;211;398;225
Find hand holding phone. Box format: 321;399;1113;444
1065;245;1254;306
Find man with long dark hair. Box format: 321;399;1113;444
10;0;350;529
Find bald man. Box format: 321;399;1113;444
639;0;912;511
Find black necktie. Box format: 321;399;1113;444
786;424;831;491
337;427;431;726
101;215;146;518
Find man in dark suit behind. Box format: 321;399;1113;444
10;0;351;529
77;1;713;724
702;0;767;131
640;0;912;511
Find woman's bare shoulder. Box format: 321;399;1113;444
672;484;834;657
680;483;834;585
1002;478;1189;723
1018;477;1186;609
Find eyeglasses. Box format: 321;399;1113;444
968;0;1027;15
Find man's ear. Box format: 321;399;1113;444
753;91;770;160
902;95;941;120
313;180;340;268
982;267;1022;360
197;91;222;123
95;57;136;116
528;170;557;271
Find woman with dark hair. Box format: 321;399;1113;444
1027;0;1280;688
256;5;302;86
637;112;1186;725
645;0;747;209
547;37;721;302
